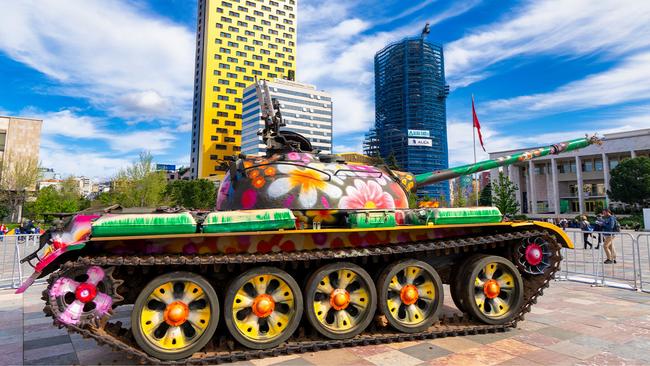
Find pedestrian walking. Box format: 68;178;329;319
601;209;619;264
580;215;593;249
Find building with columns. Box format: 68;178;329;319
489;128;650;215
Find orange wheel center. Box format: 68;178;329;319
483;280;501;299
330;289;350;310
252;294;275;318
164;301;189;326
400;284;419;305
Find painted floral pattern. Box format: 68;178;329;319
216;153;410;210
339;180;395;209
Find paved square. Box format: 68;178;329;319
1;280;649;365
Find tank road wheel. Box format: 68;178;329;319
47;266;122;327
450;254;483;313
305;262;376;339
224;267;303;349
513;236;553;275
377;259;443;333
460;255;524;325
131;272;219;361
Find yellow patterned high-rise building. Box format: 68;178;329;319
191;0;297;179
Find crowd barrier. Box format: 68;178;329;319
0;234;43;289
1;232;649;292
560;229;647;291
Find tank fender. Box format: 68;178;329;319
510;221;574;249
15;241;87;294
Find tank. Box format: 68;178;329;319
16;80;601;362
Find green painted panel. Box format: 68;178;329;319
348;211;397;228
432;207;502;225
203;209;296;233
92;212;197;237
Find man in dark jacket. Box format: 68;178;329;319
601;209;619;264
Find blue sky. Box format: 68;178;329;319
1;0;650;179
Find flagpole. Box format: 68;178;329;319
472;95;478;206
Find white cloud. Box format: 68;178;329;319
0;0;195;122
445;0;650;87
330;88;375;134
40;139;132;179
485;51;650;118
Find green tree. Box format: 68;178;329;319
451;179;467;208
0;155;40;222
24;177;89;221
110;152;169;207
492;172;519;216
165;179;217;210
479;183;493;206
386;152;400;170
608;156;650;206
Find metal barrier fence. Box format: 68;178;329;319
0;234;43;289
639;233;650;293
560;229;647;291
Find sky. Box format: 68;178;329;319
1;0;650;180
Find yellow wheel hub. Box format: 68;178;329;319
139;281;211;352
386;265;437;326
474;262;516;318
232;274;296;342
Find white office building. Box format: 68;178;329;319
241;79;332;155
489;128;650;216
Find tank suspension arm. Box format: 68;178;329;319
414;135;601;187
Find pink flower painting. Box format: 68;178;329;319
339;179;395;209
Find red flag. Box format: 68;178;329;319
472;96;486;152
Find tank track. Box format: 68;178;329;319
43;229;561;364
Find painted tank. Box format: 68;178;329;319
17;79;602;363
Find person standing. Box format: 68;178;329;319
580;215;593;249
601;209;619;264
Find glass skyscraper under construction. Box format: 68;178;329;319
367;36;449;200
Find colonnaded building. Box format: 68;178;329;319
241;79;332;155
489;128;650;215
190;0;297;179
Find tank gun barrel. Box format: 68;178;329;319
414;135;601;188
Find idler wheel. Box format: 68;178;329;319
459;255;524;325
131;272;218;361
224;267;302;349
377;259;443;333
305;262;376;339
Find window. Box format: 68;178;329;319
227;56;238;63
234;130;242;135
218;79;229;85
236;51;247;57
226;88;237;94
215;145;227;150
211;136;219;141
219;63;230;69
220;32;231;38
582;161;593;172
225;104;236;110
225;120;237;126
235;82;246;88
211;119;219;124
236;66;246;72
227;72;237;78
244;60;254;66
0;132;6;151
210;155;220;160
217;111;228;117
609;159;619;170
594;160;603;171
227;41;238;47
224;137;236;143
236;36;247;42
218;95;229;101
216;128;228;133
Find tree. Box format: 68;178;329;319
108;152;169;207
479;183;493;206
23;177;90;221
0;155;40;222
386;152;400;170
451;179;467;208
492;172;519;216
608;156;650;207
165;179;217;210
